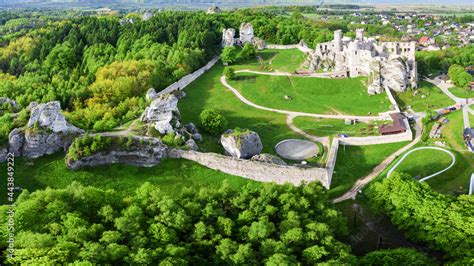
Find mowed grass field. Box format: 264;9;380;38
293;117;380;137
178;64;303;154
389;148;454;179
328;142;409;198
0;153;259;205
395;80;455;112
232;48;306;73
448;87;474;99
228;73;391;115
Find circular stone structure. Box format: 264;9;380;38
275;139;319;161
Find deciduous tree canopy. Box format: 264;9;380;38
0;182;355;264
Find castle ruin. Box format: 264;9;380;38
222;22;266;50
307;29;418;94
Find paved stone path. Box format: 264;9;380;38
425;77;464;103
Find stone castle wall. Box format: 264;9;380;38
325;139;339;186
168;149;331;188
157;57;220;97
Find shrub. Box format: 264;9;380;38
199;108;228;135
223;67;236;80
221;46;238;65
238;43;256;61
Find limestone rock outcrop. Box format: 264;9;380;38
7;101;84;159
0;97;18;111
185;139;199;151
222;28;236;47
8;128;24;156
380;56;408;92
0;146;7;163
67;137;168;170
141;93;181;135
146;88;158;101
251;153;287;165
221;129;262;159
27;102;83;134
367;60;383;95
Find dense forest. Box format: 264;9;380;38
367;173;474;263
0;181;437;264
0;9;335;144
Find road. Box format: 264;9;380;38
425;77;464;103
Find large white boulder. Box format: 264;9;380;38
141;93;180;135
27;101;83;134
221;129;263;159
16;101;84;158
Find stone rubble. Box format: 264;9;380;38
250;153;287;165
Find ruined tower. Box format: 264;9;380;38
356;28;364;41
334;30;343;52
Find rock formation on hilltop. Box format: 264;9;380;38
141;93;181;135
221;129;263;159
7;101;84;159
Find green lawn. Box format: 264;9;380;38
228;73;391;116
232;48;306;73
424;150;473;195
293;117;381;137
395;81;455;112
0;153;259;205
448;87;474;99
328;142;409;198
389;148;453;179
178;64;303;155
441;110;466;151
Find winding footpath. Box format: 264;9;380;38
386;146;456;182
220;75;385;122
332;116;423;203
286;115;330;146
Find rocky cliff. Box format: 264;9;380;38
7;101;84;159
66;136;168;170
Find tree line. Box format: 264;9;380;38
367;172;474;263
0;181;437;265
